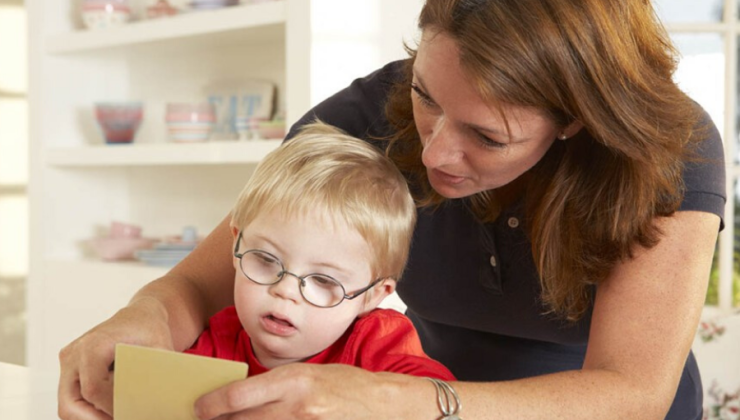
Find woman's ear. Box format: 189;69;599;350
563;120;584;139
231;225;239;239
359;278;398;316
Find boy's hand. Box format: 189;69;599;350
58;298;175;420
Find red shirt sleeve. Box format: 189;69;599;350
342;309;456;380
184;307;247;362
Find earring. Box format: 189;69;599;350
558;132;568;141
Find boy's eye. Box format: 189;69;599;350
256;253;279;265
309;275;339;289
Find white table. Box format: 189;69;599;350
0;362;58;420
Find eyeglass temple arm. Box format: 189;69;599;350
233;231;243;256
344;277;392;300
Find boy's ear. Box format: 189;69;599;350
230;226;240;270
359;278;397;316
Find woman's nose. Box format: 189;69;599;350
268;272;303;303
421;118;463;169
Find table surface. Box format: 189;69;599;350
0;362;58;420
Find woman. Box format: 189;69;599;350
59;1;725;419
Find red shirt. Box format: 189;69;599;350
185;307;455;380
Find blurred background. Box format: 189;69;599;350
0;0;28;366
0;0;738;417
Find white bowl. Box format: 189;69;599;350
82;9;131;30
167;121;214;142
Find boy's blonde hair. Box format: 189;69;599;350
231;121;416;281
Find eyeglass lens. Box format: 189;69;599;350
240;250;346;307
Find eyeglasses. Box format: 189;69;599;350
233;231;384;308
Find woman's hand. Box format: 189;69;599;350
194;363;436;420
57;297;175;420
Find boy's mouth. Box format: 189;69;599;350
259;312;298;336
266;314;294;328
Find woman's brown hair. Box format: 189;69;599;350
385;0;705;321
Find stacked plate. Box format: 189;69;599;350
190;0;239;10
135;239;198;266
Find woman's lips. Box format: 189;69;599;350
430;168;466;185
260;313;297;336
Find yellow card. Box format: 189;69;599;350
114;344;248;420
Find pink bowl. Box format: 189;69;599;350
82;3;131;12
165;103;216;122
82;0;129;4
110;221;142;239
95;102;143;144
256;121;286;140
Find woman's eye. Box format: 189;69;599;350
476;132;507;149
411;83;435;108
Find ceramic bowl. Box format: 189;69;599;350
190;0;239;10
82;1;132;29
82;0;130;5
255;120;286;140
166;103;215;142
146;0;179;19
95;102;143;144
166;103;216;122
82;10;131;29
90;237;158;261
110;221;142;239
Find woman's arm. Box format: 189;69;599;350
453;210;719;419
151;214;237;350
193;210;719;420
58;214;237;420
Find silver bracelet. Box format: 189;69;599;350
426;377;463;420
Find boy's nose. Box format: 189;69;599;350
268;272;303;303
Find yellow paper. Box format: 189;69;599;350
114;343;248;420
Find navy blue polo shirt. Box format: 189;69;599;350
286;60;727;420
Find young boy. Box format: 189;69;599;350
184;122;454;380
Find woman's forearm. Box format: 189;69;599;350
129;214;237;351
459;369;671;420
127;274;216;351
386;368;673;420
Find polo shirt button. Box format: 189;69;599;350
507;217;519;228
489;255;497;267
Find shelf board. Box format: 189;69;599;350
47;258;170;279
46;1;286;54
662;22;729;32
46;139;282;167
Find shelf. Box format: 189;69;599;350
46;139;282;167
46;1;286;54
662;22;729;32
46;258;170;280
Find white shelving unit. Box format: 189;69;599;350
27;0;423;374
